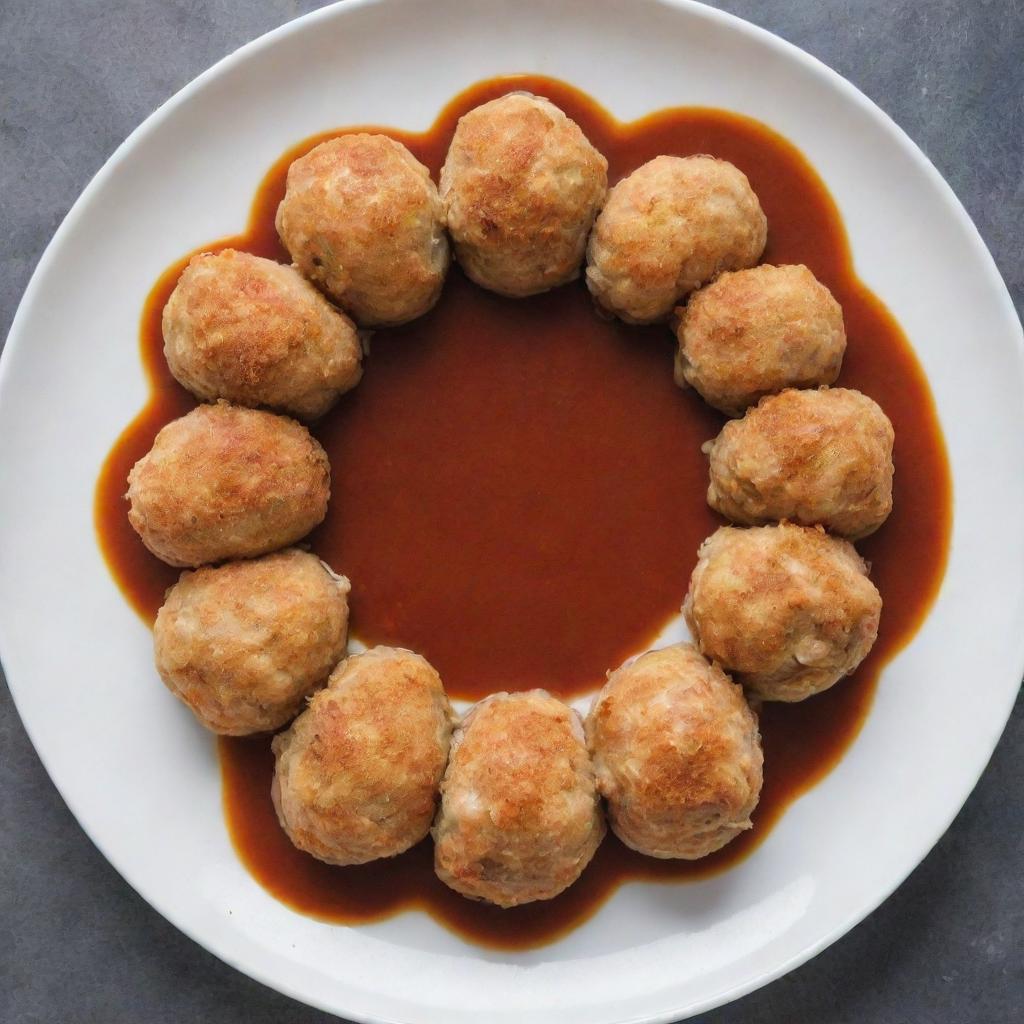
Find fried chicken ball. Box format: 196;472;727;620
272;647;454;866
153;549;349;735
433;690;605;907
440;92;607;297
276;133;449;326
586;643;762;859
162;249;363;420
705;387;895;539
586;155;766;324
127;402;330;567
683;524;882;702
674;264;846;415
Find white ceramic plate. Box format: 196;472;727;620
1;1;1021;1021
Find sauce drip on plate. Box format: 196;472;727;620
94;75;951;949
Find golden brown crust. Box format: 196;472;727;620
674;264;845;415
276;134;449;327
272;647;455;866
153;549;349;734
433;690;605;907
126;402;330;567
683;524;882;701
586;155;766;324
705;387;895;538
586;644;762;859
440;93;607;297
162;249;363;420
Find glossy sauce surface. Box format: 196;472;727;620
95;75;951;949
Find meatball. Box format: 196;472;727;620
440;92;607;297
586;155;766;324
162;249;362;421
586;643;762;859
433;690;604;907
153;549;349;735
674;264;846;415
127;402;330;567
705;387;895;538
275;134;449;327
683;524;882;701
272;647;454;866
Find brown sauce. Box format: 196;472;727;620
94;75;952;950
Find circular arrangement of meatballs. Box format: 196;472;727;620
126;90;896;908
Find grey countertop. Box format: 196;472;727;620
1;2;1021;1021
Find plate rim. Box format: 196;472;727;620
1;1;1022;1021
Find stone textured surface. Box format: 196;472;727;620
1;2;1021;1022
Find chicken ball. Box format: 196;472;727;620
705;387;894;538
153;549;349;735
162;249;363;420
586;155;766;324
683;524;882;701
272;647;454;866
275;133;449;327
440;92;607;297
674;264;846;415
127;402;330;567
586;643;762;859
433;690;605;907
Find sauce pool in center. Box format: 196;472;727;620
313;268;721;695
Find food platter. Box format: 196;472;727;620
1;1;1022;1021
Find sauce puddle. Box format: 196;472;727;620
95;75;952;949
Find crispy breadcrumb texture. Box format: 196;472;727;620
276;134;449;327
433;690;605;907
586;154;766;324
674;264;845;415
163;249;362;420
154;549;349;734
586;643;762;859
441;92;607;297
684;523;882;701
127;402;330;567
705;387;894;538
272;647;455;866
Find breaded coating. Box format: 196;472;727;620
276;134;449;326
272;647;454;866
126;402;330;567
586;643;762;859
163;249;362;420
153;549;349;734
683;524;882;701
433;690;605;907
705;387;894;538
674;264;845;415
586;155;766;324
440;92;607;297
